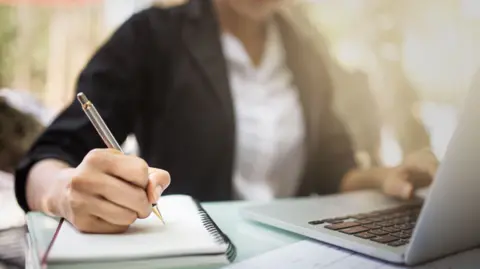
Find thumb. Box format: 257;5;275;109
146;168;171;204
382;168;414;200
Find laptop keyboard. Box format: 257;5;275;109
308;203;422;247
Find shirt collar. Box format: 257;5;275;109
221;21;285;80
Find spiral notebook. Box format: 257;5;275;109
26;195;236;269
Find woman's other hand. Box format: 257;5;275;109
341;149;438;199
381;149;438;199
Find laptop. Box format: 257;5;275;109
242;86;480;266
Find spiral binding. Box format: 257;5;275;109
194;200;237;263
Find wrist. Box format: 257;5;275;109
26;159;72;217
44;168;74;218
341;167;392;192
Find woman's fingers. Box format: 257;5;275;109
146;168;171;204
84;194;138;226
382;168;414;200
382;166;433;200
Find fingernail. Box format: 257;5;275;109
155;185;163;202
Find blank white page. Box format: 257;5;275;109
47;195;226;263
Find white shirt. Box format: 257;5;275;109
221;23;306;201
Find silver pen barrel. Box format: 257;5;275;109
77;93;124;152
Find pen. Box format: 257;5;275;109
76;92;165;224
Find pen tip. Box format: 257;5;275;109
152;205;165;224
77;92;89;105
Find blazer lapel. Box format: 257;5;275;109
180;0;234;121
276;14;332;195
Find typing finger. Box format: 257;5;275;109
404;166;433;189
382;168;414;200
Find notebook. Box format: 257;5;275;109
26;195;236;269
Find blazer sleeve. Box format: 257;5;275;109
15;9;158;212
318;59;358;194
318;110;358;194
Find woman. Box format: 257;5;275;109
15;0;437;234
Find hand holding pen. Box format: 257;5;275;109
77;93;167;224
74;93;169;226
39;94;171;265
44;93;170;235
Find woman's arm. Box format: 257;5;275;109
15;8;164;217
15;8;175;233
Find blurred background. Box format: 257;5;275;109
0;0;479;267
1;0;478;167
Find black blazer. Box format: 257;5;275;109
15;0;356;211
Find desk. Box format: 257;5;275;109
25;200;480;269
202;201;302;263
204;201;480;269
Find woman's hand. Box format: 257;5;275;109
27;149;170;234
381;149;438;199
341;149;439;199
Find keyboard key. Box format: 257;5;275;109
389;240;409;247
407;211;419;217
356;219;374;225
394;218;410;225
308;220;325;225
322;203;422;245
325;222;360;230
376;221;395;227
411;209;421;216
324;219;344;224
382;226;400;233
391;232;411;239
340;226;370;234
371;235;399;244
381;214;397;221
390;213;404;219
395;223;415;230
406;217;417;223
362;223;381;230
364;212;381;218
370;229;389;236
401;204;421;210
355;232;376;239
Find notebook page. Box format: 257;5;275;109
223;240;480;269
45;195;226;263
